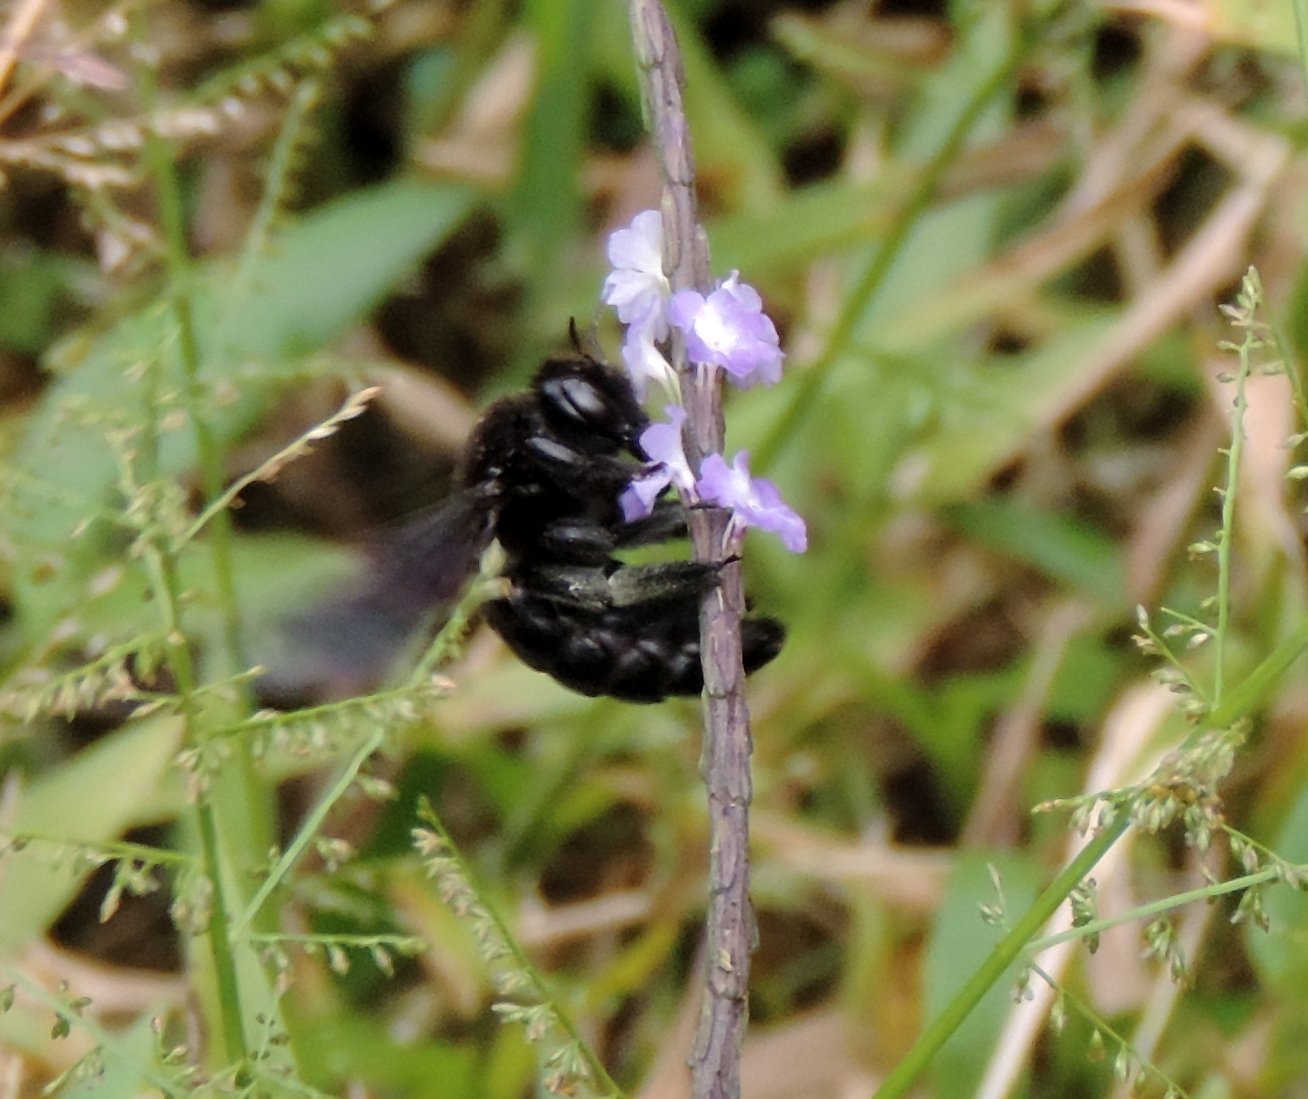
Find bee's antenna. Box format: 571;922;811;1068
568;316;609;363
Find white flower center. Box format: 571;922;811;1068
697;304;737;353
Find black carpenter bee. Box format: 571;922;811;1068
265;354;784;704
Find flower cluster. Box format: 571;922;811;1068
601;210;805;554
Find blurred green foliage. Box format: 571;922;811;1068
1;1;1308;1098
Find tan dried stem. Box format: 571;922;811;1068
625;3;756;1098
973;683;1178;1099
0;0;53;98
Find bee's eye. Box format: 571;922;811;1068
549;375;608;427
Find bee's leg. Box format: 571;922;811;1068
604;561;721;607
523;435;640;494
505;563;613;605
741;616;786;673
536;517;619;566
616;498;689;547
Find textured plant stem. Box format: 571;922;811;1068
121;453;248;1066
873;818;1128;1099
413;801;623;1098
626;4;753;1097
1027;864;1277;952
1213;321;1254;711
134;18;253;1067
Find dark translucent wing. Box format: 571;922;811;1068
359;488;495;615
257;489;494;705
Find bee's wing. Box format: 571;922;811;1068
257;489;494;704
360;487;495;615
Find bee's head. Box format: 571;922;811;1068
533;355;647;454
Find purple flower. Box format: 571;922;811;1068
620;406;695;521
602;210;668;323
668;272;784;388
697;451;807;553
601;210;677;398
619;296;676;400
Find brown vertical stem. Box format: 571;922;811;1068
625;3;754;1097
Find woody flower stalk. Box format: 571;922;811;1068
608;4;806;1098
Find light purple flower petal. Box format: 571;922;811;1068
606;210;663;276
620;474;669;522
602;210;669;327
603;267;657;320
602;210;678;397
620;298;675;400
697;451;807;553
640;406;693;487
668;272;784;388
620;406;694;521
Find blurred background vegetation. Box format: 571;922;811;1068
2;0;1308;1096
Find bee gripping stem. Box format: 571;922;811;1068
627;2;754;1097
